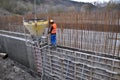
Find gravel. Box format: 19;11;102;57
0;57;40;80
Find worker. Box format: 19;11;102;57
48;19;57;47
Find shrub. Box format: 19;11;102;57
106;1;120;11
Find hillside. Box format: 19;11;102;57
36;0;97;13
0;0;33;15
0;0;97;15
0;0;119;16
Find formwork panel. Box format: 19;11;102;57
40;47;120;80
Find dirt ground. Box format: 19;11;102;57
0;57;40;80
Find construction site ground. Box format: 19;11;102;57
0;57;40;80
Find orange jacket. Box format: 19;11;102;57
51;23;57;34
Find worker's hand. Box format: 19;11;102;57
46;34;49;37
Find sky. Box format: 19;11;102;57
72;0;110;3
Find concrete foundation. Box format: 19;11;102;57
0;30;36;70
0;30;120;80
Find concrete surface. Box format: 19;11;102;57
0;30;53;80
0;30;36;71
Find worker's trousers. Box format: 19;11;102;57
51;34;56;45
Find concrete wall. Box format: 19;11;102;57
0;30;36;71
0;30;120;80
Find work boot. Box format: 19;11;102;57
53;44;57;50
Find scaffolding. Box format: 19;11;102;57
40;46;120;80
0;11;120;80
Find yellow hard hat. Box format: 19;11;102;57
50;19;54;23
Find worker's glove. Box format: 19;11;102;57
47;31;50;34
47;34;50;37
